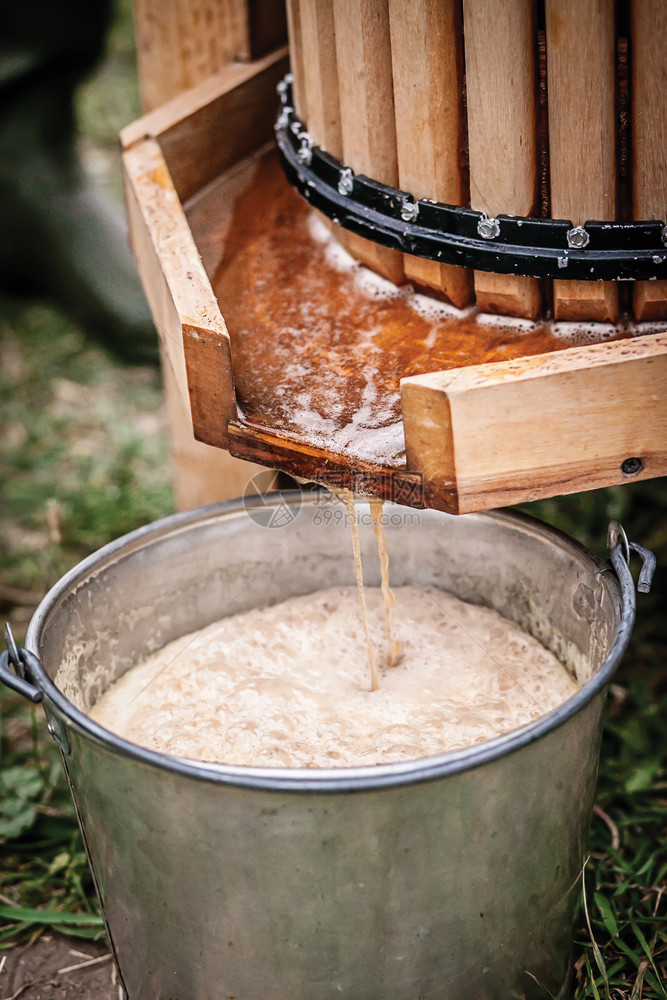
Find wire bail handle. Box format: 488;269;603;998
607;521;656;594
0;623;43;703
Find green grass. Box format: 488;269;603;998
520;488;667;997
0;299;172;594
0;295;172;948
0;697;106;945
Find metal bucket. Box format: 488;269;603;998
0;496;652;1000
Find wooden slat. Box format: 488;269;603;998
123;137;272;508
298;0;351;247
632;0;667;321
389;0;472;309
546;0;619;323
133;0;251;112
228;423;424;504
121;48;289;203
285;0;308;121
299;0;342;157
332;0;404;284
401;332;667;514
463;0;541;320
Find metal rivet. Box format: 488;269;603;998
661;225;667;247
338;168;354;196
47;715;71;755
401;200;419;223
290;120;301;136
621;457;643;477
276;109;289;130
477;217;500;240
567;226;590;249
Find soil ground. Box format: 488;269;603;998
0;936;116;999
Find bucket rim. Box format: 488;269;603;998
25;496;634;793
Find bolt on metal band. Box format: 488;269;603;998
274;75;667;282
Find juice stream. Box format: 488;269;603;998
369;499;403;668
333;489;379;692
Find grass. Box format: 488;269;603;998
0;1;665;994
518;486;667;997
0;299;172;948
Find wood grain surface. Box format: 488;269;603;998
285;0;308;121
332;0;404;283
463;0;541;319
133;0;251;111
402;331;667;512
632;0;667;321
123;135;272;509
389;0;472;307
546;0;619;322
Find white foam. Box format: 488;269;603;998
325;239;358;273
308;214;332;245
353;266;404;301
475;311;539;332
408;292;473;322
551;320;618;345
91;585;579;768
632;320;667;337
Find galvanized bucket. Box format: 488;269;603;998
0;496;653;1000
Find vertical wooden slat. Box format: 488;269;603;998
285;0;308;122
463;0;541;320
333;0;404;284
389;0;472;309
133;0;251;112
299;0;342;158
546;0;619;323
631;0;667;321
298;0;349;247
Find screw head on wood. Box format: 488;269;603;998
477;217;500;240
567;226;590;249
338;168;354;196
401;199;419;223
621;457;643;476
297;133;313;165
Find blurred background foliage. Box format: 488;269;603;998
0;0;665;995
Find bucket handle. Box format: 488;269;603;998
0;520;656;705
607;520;656;595
0;623;43;703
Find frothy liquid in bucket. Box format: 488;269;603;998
90;495;580;767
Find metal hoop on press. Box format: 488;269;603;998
274;75;667;283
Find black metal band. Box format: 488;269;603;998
275;75;667;283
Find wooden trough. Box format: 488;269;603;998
123;1;667;514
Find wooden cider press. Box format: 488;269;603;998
123;0;667;514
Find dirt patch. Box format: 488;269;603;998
0;935;117;999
